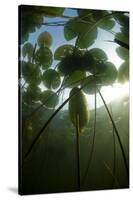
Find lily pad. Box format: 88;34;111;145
116;46;129;61
35;47;53;69
42;69;61;89
22;42;34;59
118;61;129;83
99;62;118;85
64;70;86;88
37;31;52;48
54;44;74;60
41;90;59;108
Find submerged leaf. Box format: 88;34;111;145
37;31;52;48
23;86;41;104
88;48;108;62
42;69;61;89
22;42;34;59
98;18;115;30
82;75;102;94
35;47;53;69
21;61;41;85
64;70;86;88
118;61;129;83
54;44;74;60
99;62;118;85
116;47;129;61
64;17;97;48
41;90;59;108
115;32;129;46
69;87;90;133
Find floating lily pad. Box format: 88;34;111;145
22;42;34;59
99;62;118;85
21;61;41;85
41;90;59;108
82;75;102;94
42;69;61;89
54;44;75;60
116;47;129;61
35;47;53;69
37;31;52;48
64;70;86;88
118;61;129;83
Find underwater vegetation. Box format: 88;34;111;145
19;5;129;194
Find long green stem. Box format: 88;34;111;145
97;88;129;177
110;104;116;188
76;115;81;190
81;89;97;186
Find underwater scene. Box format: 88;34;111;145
19;5;129;195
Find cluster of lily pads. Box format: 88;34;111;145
21;8;129;109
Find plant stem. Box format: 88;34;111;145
81;89;97;186
110;104;116;188
97;87;129;177
76;115;81;190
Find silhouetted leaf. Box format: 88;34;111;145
64;17;97;48
54;44;74;60
116;47;129;60
41;90;59;108
64;70;86;88
21;61;41;85
113;13;129;28
37;6;64;17
88;48;108;62
42;69;61;89
82;75;102;94
115;32;129;45
77;9;109;21
35;47;53;69
37;31;52;48
23;86;41;104
22;42;34;59
99;62;118;85
77;26;98;48
118;61;129;83
98;18;115;30
58;53;85;75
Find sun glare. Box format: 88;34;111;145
101;82;129;103
85;82;129;110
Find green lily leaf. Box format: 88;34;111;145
42;69;61;89
54;44;74;60
116;46;129;61
98;18;115;30
113;13;129;28
35;47;53;69
64;70;86;88
77;26;98;48
118;61;129;83
64;17;97;48
99;62;118;85
23;86;41;104
88;48;108;62
22;42;34;59
37;6;65;17
21;61;41;85
115;32;129;45
58;53;85;76
41;90;59;108
82;75;102;94
37;31;52;48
